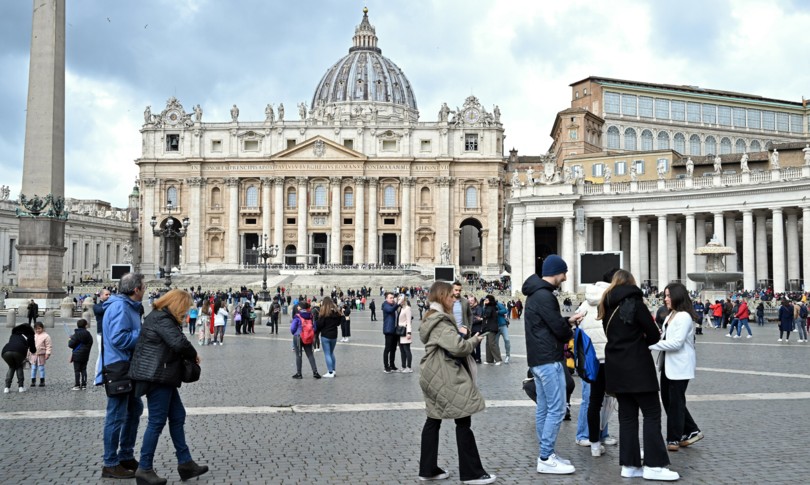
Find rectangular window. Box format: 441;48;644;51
733;108;746;128
244;139;259;151
420;139;432;152
687;102;701;122
343;218;353;225
702;104;717;124
638;97;653;118
286;217;296;225
287;191;296;208
762;110;775;130
670;101;685;121
777;112;789;132
634;160;645;174
211;140;222;152
245;218;257;225
572;165;583;178
286;139;297;149
166;134;180;151
382;139;397;151
464;134;478;151
343;191;353;208
343;139;354;150
658;158;669;172
718;106;732;126
383;218;395;225
615;160;626;175
592;163;604;177
621;94;637;116
747;109;761;130
604;92;620;114
655;99;669;119
9;238;16;271
790;114;803;133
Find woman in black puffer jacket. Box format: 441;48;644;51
3;324;36;392
129;289;208;485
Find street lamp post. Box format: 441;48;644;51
254;234;279;301
150;205;190;292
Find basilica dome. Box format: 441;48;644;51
311;8;418;118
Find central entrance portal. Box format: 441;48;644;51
382;233;397;265
313;233;327;265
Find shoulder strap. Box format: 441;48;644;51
604;306;621;335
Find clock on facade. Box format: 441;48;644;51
464;108;480;124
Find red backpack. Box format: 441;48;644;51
299;316;315;345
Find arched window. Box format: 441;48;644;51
705;136;717;155
641;130;653;151
314;185;327;206
606;126;620;149
420;187;431;207
210;187;222;209
689;134;701;156
343;187;354;208
210;236;221;257
720;137;732;154
657;131;670;150
287;187;297;208
465;187;478;208
245;186;258;208
673;133;686;154
166;186;178;208
624;128;637;150
750;140;761;152
734;139;747;154
383;185;396;207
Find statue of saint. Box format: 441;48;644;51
278;103;285;122
438;103;450;122
740;152;750;174
265;104;275;123
193;104;202;122
493;105;501;123
604;166;612;183
803;144;810;166
629;166;637;182
298;102;307;120
770;149;780;169
144;105;152;124
657;160;667;179
511;169;521;188
230;104;239;122
440;243;451;265
685;157;694;177
713;154;722;174
526;167;534;185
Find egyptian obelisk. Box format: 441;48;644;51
10;0;67;307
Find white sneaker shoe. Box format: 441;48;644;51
536;454;575;474
602;436;618;446
643;466;679;481
733;335;740;339
322;372;335;378
575;439;591;447
504;356;510;364
3;388;9;394
18;387;26;393
746;335;753;338
621;466;643;478
725;334;732;337
778;338;782;342
590;442;605;457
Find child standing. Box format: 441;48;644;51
68;319;93;390
29;322;52;387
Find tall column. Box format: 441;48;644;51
272;177;284;263
561;216;575;292
684;213;696;291
486;178;500;269
803;206;810;291
296;177;308;265
586;221;594;251
367;177;378;265
713;212;724;245
620;221;631;270
639;218;649;284
725;215;737;272
13;0;67;300
575;222;587;291
786;210;800;288
657;215;669;288
523;218;535;279
226;177;240;266
630;215;641;284
772;208;785;293
695;216;706;272
742;209;755;291
353;177;365;264
186;177;205;272
510;216;524;290
650;224;658;283
603;216;613;251
755;212;768;287
142;178;157;275
401;177;414;265
667;219;678;282
436;177;451;263
613;220;621;255
261;177;272;246
330;177;342;264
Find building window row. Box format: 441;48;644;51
609;125;770;156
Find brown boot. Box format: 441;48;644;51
101;464;135;479
134;468;167;485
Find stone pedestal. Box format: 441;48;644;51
82;298;94;322
5;308;17;328
60;297;75;318
44;310;56;328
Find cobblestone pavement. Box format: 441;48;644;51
1;311;807;484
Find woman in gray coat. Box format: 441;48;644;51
418;281;494;485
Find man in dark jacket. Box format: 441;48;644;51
27;299;39;325
93;289;111;383
522;255;582;475
381;292;400;373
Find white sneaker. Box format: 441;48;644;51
643;466;679;481
402;368;414;373
746;335;753;339
733;335;740;339
3;388;9;394
322;372;335;378
18;387;26;393
778;338;782;342
314;348;321;352
602;436;618;446
590;442;605;457
504;356;510;364
621;466;643;478
494;361;502;366
537;454;575;474
575;439;591;447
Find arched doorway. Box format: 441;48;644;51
459;218;482;266
284;245;296;265
342;245;354;265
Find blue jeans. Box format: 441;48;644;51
575;379;610;442
321;337;337;373
140;384;192;470
496;325;511;358
736;318;752;336
795;318;808;340
728;318;740;335
756;315;764;326
531;362;566;459
103;391;144;467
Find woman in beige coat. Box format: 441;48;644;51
397;296;414;373
418;281;495;485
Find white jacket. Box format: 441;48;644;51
574;282;608;362
649;311;696;380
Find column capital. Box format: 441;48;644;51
435;176;452;187
402;177;416;187
260;177;273;187
684;212;695;220
329;176;342;185
367;177;379;188
186;177;206;187
629;214;640;221
224;177;240;187
295;176;308;186
741;208;754;216
142;178;158;187
602;215;613;221
273;176;285;186
487;177;500;188
352;176;366;185
772;207;784;215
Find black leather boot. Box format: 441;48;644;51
177;460;209;481
134;467;167;485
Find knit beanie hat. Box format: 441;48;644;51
541;254;568;277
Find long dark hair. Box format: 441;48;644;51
597;269;636;320
664;283;699;322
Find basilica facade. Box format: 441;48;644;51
136;9;506;278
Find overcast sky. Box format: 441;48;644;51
2;0;809;207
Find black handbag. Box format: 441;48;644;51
102;360;133;397
395;325;407;337
182;360;201;383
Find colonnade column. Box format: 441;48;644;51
142;178;157;275
639;218;649;284
772;208;785;293
621;221;631;271
401;177;414;265
695;217;706;272
803;206;810;291
630;215;640;284
186;177;204;272
725;215;737;272
603;216;613;251
367;178;378;265
786;210;800;288
742;209;755;291
272;177;284;263
226;177;240;266
436;177;451;263
649;224;658;283
330;177;341;264
713;212;724;245
261;177;272;246
657;215;668;288
561;216;574;293
613;220;621;255
667;219;678;282
510;215;524;289
296;177;308;265
523;218;535;279
685;213;696;291
755;212;768;287
353;177;365;264
486;178;500;269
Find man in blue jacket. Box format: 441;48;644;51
523;255;582;475
381;292;400;373
97;273;145;479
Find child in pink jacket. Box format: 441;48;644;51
29;322;52;387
